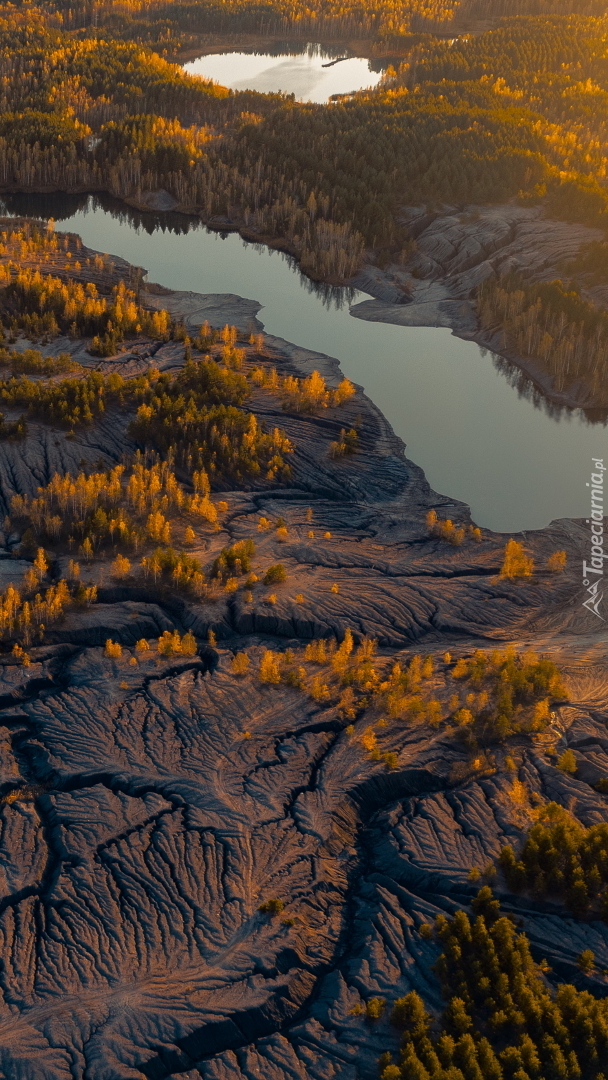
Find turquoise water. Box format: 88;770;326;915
3;194;604;532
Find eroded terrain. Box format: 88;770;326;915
0;234;603;1079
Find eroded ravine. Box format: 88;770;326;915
0;248;602;1077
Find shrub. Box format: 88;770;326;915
181;631;197;656
259;649;281;683
263;563;287;585
12;643;30;667
362;727;377;753
558;748;577;774
231;652;250;674
111;554;131;578
258;898;284;915
365;998;385;1022
500;538;534;578
380;1063;400;1080
310;676;330;701
548;550;567;572
578;949;595;972
105;639;122;658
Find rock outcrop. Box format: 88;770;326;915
352;204;602;320
350;204;604;406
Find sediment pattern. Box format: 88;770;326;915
0;285;600;1079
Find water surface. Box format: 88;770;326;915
183;44;383;102
2;193;603;533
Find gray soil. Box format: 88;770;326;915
0;280;603;1080
351;204;604;409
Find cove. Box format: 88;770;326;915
2;194;604;533
183;44;383;102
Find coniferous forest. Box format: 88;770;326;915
4;2;608;354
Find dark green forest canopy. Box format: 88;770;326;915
2;6;608;289
3;8;608;242
20;0;608;44
228;14;608;246
388;890;608;1080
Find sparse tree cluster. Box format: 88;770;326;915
0;577;95;646
427;510;482;545
9;457;220;595
500;801;608;917
129;352;295;485
249;638;569;750
449;648;568;743
0;266;171;355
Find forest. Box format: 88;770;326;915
4;9;608;282
383;890;608;1080
478;275;608;403
1;1;608;390
2;5;608;378
27;0;608;48
499;801;608;917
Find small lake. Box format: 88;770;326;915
1;193;604;534
183;44;383;102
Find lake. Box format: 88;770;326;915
1;192;603;533
183;43;383;102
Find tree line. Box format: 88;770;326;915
5;12;608;284
478;275;608;404
5;6;608;373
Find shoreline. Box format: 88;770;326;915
0;188;601;417
0;228;602;1077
